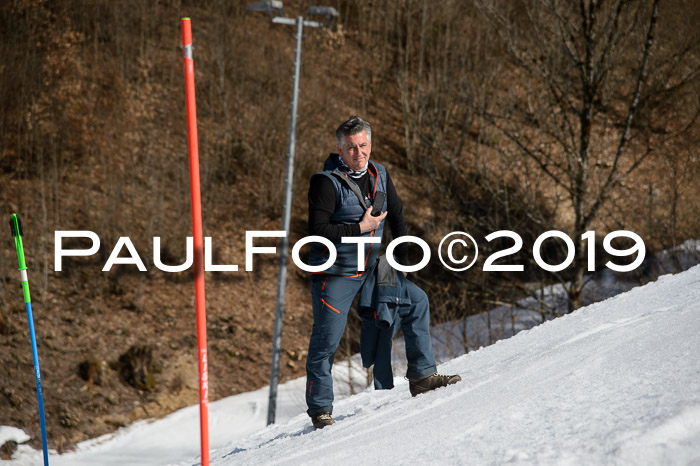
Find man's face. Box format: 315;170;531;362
338;131;372;172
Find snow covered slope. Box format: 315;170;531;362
203;265;700;465
8;265;700;465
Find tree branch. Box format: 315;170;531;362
583;0;659;228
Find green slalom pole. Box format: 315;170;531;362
10;214;49;466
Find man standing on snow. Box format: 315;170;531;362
304;116;460;429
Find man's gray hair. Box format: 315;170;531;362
335;116;372;147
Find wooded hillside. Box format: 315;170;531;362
1;0;698;452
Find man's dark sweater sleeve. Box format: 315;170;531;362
385;171;410;264
385;171;407;238
308;175;361;242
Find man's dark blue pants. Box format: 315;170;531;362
305;273;437;417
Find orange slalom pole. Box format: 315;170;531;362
181;17;209;466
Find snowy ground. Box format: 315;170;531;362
201;265;700;466
4;245;700;465
397;239;700;377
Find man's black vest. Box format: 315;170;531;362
307;155;388;275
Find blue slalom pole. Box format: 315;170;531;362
10;214;49;466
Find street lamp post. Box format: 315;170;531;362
247;0;338;426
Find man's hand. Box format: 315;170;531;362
358;206;387;233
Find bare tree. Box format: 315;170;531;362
473;0;700;311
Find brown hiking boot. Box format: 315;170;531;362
409;373;462;397
311;413;335;429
